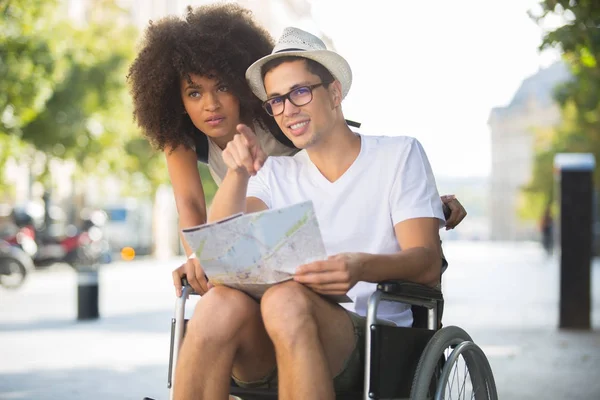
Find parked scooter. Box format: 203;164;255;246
0;239;34;289
4;205;111;268
2;223;38;260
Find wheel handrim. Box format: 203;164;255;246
436;342;489;400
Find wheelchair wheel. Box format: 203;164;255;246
410;326;497;400
436;340;497;400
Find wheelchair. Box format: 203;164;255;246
160;275;497;400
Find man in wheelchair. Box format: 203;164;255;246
172;27;458;400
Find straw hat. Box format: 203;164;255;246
246;27;352;101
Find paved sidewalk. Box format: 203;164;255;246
442;242;600;400
0;241;598;399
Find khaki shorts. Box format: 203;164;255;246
232;311;366;392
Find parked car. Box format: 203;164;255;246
103;200;153;256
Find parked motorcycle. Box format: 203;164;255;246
0;239;34;289
4;205;111;268
2;223;38;259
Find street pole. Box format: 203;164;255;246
77;266;99;320
554;153;595;330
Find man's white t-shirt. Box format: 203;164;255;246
246;134;445;326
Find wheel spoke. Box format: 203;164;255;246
413;327;497;400
447;355;457;399
444;349;479;400
459;357;468;399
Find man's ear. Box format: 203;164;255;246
331;80;343;106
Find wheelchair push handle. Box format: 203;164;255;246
180;274;208;296
181;275;190;287
179;275;196;296
180;273;209;286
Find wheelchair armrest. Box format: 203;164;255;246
376;281;442;302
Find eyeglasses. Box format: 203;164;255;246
262;82;327;116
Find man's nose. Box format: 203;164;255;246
282;97;299;117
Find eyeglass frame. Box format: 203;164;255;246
261;82;330;116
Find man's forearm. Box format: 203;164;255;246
208;169;251;223
357;246;441;286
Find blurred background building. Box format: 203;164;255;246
488;62;570;241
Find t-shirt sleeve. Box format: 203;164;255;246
389;138;445;227
246;158;273;208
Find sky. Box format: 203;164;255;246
305;0;562;179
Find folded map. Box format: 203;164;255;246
182;201;351;302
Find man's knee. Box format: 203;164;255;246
186;286;259;344
261;281;316;340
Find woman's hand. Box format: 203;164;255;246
221;124;267;176
441;194;467;230
172;257;212;296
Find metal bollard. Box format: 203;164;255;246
77;267;99;320
554;153;595;330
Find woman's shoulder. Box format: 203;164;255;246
254;124;298;157
183;130;209;164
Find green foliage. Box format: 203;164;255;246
122;138;168;197
20;6;136;159
0;0;67;136
0;134;26;193
198;164;218;207
0;0;171;200
523;1;600;219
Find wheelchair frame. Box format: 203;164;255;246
164;278;496;400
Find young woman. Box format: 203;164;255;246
127;4;466;294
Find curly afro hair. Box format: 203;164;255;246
127;3;284;152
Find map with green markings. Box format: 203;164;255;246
182;201;327;299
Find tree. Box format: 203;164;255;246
0;0;179;240
0;134;26;194
0;0;68;190
523;0;600;219
17;1;172;198
0;0;67;136
20;7;135;162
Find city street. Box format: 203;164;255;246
1;241;599;400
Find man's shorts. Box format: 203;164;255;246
232;310;367;392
